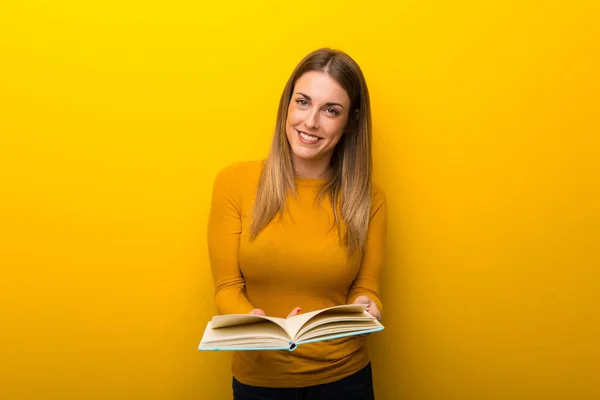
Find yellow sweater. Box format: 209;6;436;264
207;160;386;388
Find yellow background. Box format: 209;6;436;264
1;1;599;399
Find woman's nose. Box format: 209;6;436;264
305;110;319;129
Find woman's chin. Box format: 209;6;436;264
291;150;320;162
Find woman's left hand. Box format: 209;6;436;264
352;296;381;321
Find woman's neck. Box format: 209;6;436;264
292;156;331;179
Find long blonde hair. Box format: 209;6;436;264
250;48;373;257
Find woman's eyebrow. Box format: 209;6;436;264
296;92;345;108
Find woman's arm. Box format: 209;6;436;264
347;185;387;317
207;164;255;315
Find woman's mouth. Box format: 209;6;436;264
297;129;321;144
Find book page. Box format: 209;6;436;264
295;312;375;339
210;313;291;336
297;319;382;342
200;339;289;350
200;320;291;345
285;304;368;340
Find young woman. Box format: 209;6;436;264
207;48;386;399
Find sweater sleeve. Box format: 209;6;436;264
207;164;255;315
347;185;387;315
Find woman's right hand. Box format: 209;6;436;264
250;307;301;318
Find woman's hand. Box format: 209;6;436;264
249;307;301;318
352;296;381;321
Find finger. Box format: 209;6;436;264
287;307;302;318
353;296;371;305
250;308;266;316
366;304;381;321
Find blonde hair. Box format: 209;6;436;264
250;48;373;257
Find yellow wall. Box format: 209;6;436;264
1;1;598;399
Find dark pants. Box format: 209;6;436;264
232;363;375;400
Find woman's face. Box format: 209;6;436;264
285;71;351;167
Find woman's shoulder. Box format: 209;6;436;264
371;181;386;203
213;160;264;191
216;159;264;178
370;181;387;216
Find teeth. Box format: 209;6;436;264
299;131;319;142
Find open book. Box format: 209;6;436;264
198;304;384;351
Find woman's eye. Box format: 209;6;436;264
326;108;339;116
296;99;309;107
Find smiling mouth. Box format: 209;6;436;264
296;129;321;143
